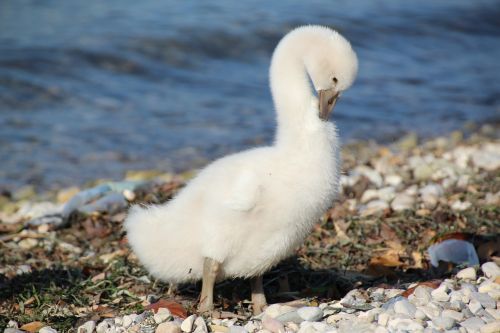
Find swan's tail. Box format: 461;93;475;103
124;204;203;283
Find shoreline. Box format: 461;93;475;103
1;125;499;332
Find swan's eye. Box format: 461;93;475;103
332;77;338;84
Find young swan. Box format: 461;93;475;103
125;25;358;314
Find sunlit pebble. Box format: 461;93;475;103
123;189;136;201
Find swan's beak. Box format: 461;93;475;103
318;89;340;121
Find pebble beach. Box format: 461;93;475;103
1;124;499;332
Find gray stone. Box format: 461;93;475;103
432;316;456;330
460;317;485;332
480;321;500;333
39;327;58;333
394;299;417;318
472;292;496;309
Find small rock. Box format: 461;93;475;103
457;267;477;280
156;322;181;333
419;305;442;319
469;299;483;314
262;316;285;333
96;321;112;333
451;200;472;211
391;193;415;211
78;321;96;333
472;292;496;309
18;238;39;250
481;321;500;333
275;310;303;324
432;316;456;330
360;200;389;216
39;327;58;333
478;280;500;294
394;299;417;317
354;166;383;187
265;304;283;318
122;315;135;328
194;317;208;333
412;286;433;306
388;318;424;332
154;308;172;324
4;329;25;333
385;174;403;187
431;284;450;302
482;262;500;279
377;313;390;327
485;309;500;320
244;322;259;333
442;309;464;322
460;317;485;332
181;315;197;333
297;307;323;322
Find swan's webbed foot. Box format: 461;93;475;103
250;275;267;315
198;257;221;314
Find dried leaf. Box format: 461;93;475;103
147;299;187;318
402;281;441;298
369;249;403;267
91;272;106;282
20;321;44;332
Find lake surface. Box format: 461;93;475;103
0;0;499;190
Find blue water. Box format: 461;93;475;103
0;0;499;190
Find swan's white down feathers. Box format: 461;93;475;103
124;25;357;283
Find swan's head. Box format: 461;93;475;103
298;26;358;120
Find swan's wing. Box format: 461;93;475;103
223;169;262;212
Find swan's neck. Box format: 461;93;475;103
270;35;319;146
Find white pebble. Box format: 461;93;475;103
391;193;415;211
156;322;181;333
432;316;456;330
480;321;500;333
469;299;484;315
77;321;96;333
122;314;136;328
262;316;285;333
39;327;58;333
194;317;208;333
394;299;417;318
154;308;172;324
442;309;464;322
457;267;477;280
413;286;433;306
479;280;500;294
472;292;496;309
485;308;500;320
181;315;197;333
377;313;390;327
460;317;486;331
431;284;450;302
482;262;500;279
297;307;323;322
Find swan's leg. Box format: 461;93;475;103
167;283;177;297
250;275;267;315
198;257;220;313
